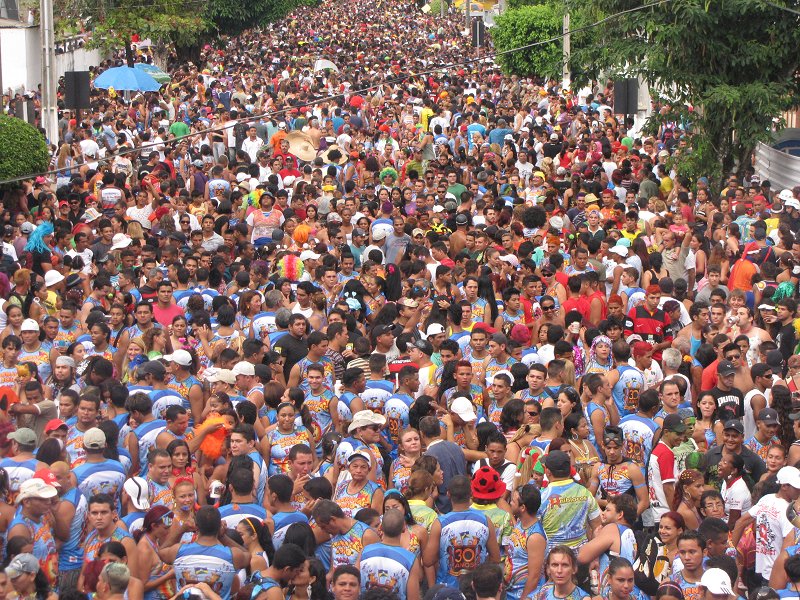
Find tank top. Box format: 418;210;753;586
175;543;235;600
267;427;313;476
360;543;416;597
304;388;336;443
272;511;309;550
143;534;175;600
58;487;88;572
9;512;58;584
148;479;173;508
0;458;37;502
436;509;491;587
597;461;637;497
134;419;167;477
333;479;381;518
18;345;51;383
505;519;547;600
331;519;371;568
597;524;637;593
84;527;132;564
218;502;267;529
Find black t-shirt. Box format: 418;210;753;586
709;386;745;418
273;334;309;379
31;249;52;276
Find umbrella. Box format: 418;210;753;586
313;59;339;72
134;63;171;85
93;66;162;92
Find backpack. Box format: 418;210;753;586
632;531;671;595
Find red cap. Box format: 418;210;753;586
645;284;662;295
472;322;497;335
45;418;68;433
33;468;61;487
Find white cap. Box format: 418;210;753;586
778;189;795;202
20;319;39;332
425;323;446;337
609;245;629;257
450;396;477;422
348;409;386;433
123;477;150;510
699;568;733;596
549;216;565;230
777;466;800;489
785;198;800;210
205;368;235;384
500;254;520;267
347;450;371;466
16;479;58;503
44;270;65;287
232;361;256;377
110;233;132;251
299;250;321;261
163;349;193;366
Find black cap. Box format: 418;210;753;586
455;213;469;226
137;360;167;378
717;360;736;376
663;413;687;433
544;450;571;475
411;339;434;356
723;419;745;435
766;350;785;370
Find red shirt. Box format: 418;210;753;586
153;303;184;327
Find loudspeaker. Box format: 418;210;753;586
613;78;639;115
64;71;91;110
471;18;486;48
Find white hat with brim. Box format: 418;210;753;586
110;233;133;251
15;479;58;503
348;410;386;433
44;270;65;287
123;476;151;510
777;466;800;489
699;568;733;596
449;396;477;422
206;368;235;384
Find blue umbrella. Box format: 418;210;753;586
93;66;162;92
134;63;171;84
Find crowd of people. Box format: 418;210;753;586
1;0;800;599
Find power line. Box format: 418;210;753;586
0;0;762;185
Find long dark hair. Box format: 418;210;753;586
286;557;330;600
240;516;275;567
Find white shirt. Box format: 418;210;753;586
721;476;752;518
66;248;93;273
747;493;794;578
241;137;264;162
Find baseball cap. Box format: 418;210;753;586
123;477;151;510
723;419;744;435
192;159;204;168
786;198;800;210
700;568;733;596
766;350;785;370
455;213;469;226
33;468;60;488
372;324;396;338
544;450;571;475
609;245;628;257
8;428;37;446
717;360;736;376
16;478;58;503
757;407;780;426
299;250;321;261
205;368;235;384
20;319;39;332
449;396;477;422
347;451;371;465
20;222;35;234
163;349;192;366
372;228;388;241
397;298;419;309
44;419;68;434
777;466;800;489
232;361;256;377
662;413;687;433
137;360;167;378
425;323;446;337
472;322;497;335
83;427;107;450
4;553;39;579
411;339;434;356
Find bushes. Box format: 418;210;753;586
0;115;49;187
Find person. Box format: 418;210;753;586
331;565;360;600
698;568;736;600
0;428;46;500
703;418;767;489
532;546;591;600
732;466;800;585
672;531;707;600
539;450;601;550
312;499;380;575
507;484;547;600
268;474;309;549
70;427;126;501
7;477;59;584
249;544;308;600
133;505;176;600
423;475;500;587
50;460;88;593
160;506;250;600
79;493;137;591
646;414;686;528
420;416;466;513
718;453;750;529
3;553;57;600
588;426;649;517
355;508;420;598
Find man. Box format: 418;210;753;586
152;281;184;327
286;444;316;512
52;461;88;592
698;568;736;600
704;419;766;489
482;333;518;387
672;531;707;600
409;339;437;398
619;388;661;468
331;565;361;600
8;478;59;583
95;562;130;600
273;314;309;380
775;298;798;372
125;392;166;477
421;416;467;513
624;285;673;362
539;450;601;549
229;423;267;504
0;428;46;500
384;215;411;265
744;407;781;462
288;330;335;392
646;413;686;527
70;427;126;501
65;395;101;468
79;494;137;589
606;339;645;417
218;467;267;528
733;306;772;367
423;475;500;587
304;363;340;441
708;360;745;419
732;466;800;585
356;508;421;598
161;506;250;600
313;499;380;576
267;475;309;549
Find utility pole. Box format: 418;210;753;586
562;12;571;89
40;0;58;143
440;0;444;19
466;0;470;35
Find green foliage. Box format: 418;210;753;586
506;0;545;10
428;0;445;15
491;5;562;77
205;0;318;34
0;116;49;187
565;0;800;180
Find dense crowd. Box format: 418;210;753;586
1;0;800;599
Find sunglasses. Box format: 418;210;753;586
542;271;554;277
180;220;190;225
542;305;555;311
366;424;381;432
725;354;741;360
527;410;539;417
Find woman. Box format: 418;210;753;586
499;399;526;443
332;452;383;517
234;517;271;579
133;506;176;600
166;439;204;493
0;305;25;342
302;204;323;239
122;338;147;383
97;541;145;600
556;387;582;418
23;221;55;276
143;327;168;360
361;274;386;322
383;489;428;557
605;557;649;600
168;316;199;359
641;252;669;291
405;469;437;530
532;545;590;600
388;428;422;494
4;553;57;600
246;191;284;246
236;291;263;333
585;335;614;374
670;468;705;530
265;401;315;476
658;511;685;578
694;392;721;450
210;305;243;359
285;558;328;600
689;233;710;282
564;412;599;486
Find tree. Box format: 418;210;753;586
0;116;49;187
491;4;562;78
565;0;800;181
204;0;319;35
